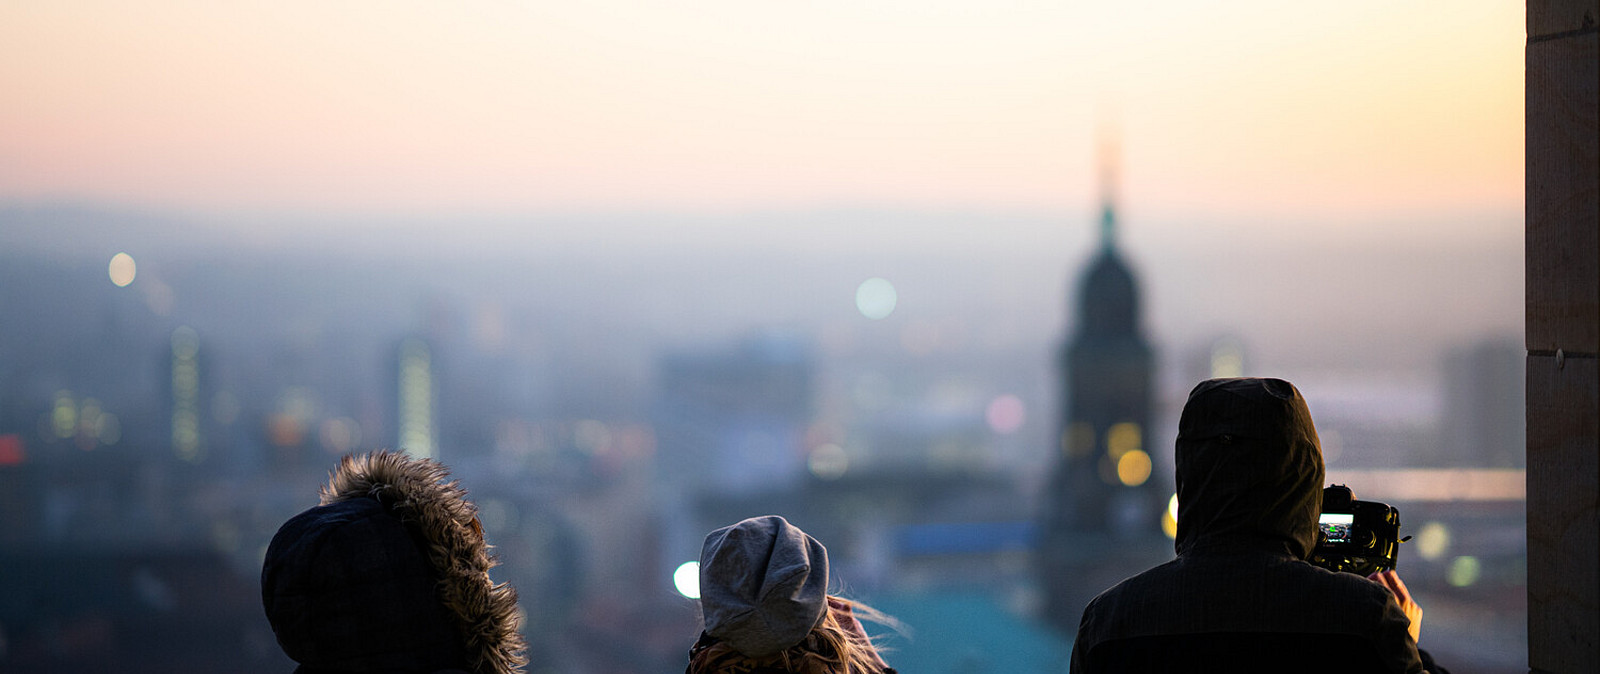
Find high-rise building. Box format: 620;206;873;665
1438;338;1524;468
395;336;437;460
169;325;205;463
1037;148;1168;634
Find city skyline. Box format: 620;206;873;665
0;3;1536;670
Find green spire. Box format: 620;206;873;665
1100;200;1116;251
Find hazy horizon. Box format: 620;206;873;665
2;199;1522;386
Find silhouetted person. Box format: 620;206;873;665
1071;378;1445;673
262;451;526;674
688;515;897;674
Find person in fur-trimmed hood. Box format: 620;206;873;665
262;451;526;674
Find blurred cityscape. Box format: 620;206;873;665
0;203;1525;673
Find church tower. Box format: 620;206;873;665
1037;140;1167;634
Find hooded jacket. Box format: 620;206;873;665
1070;378;1426;674
262;451;526;674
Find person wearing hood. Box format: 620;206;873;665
687;515;897;674
1071;378;1445;673
262;451;526;674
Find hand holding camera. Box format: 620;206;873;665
1311;485;1423;644
1368;569;1423;643
1310;484;1406;576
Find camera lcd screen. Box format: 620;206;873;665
1319;513;1355;544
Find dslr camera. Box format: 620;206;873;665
1309;484;1406;576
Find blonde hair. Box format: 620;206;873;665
689;596;895;674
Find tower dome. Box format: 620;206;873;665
1074;204;1142;340
1078;249;1141;338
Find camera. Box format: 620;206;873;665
1309;484;1406;576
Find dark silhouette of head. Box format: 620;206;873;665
1173;378;1325;559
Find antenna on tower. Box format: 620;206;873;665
1096;118;1121;251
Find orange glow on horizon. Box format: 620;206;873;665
0;1;1523;224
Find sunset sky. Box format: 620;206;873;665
1;1;1523;246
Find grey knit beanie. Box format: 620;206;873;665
698;515;830;658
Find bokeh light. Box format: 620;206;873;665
0;434;26;466
1208;337;1244;378
985;394;1025;434
77;399;103;450
268;386;316;449
1106;422;1141;459
1447;556;1482;587
1116;449;1152;487
319;417;362;454
1414;521;1450;561
171;326;200;360
52;391;76;439
108;253;136;287
855;277;897;320
268;414;306;448
808;443;849;480
673;561;701;599
1162;493;1179;539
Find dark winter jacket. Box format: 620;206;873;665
262;451;526;674
1070;378;1427;674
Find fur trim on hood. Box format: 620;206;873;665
320;451;527;674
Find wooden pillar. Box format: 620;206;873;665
1526;2;1599;672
